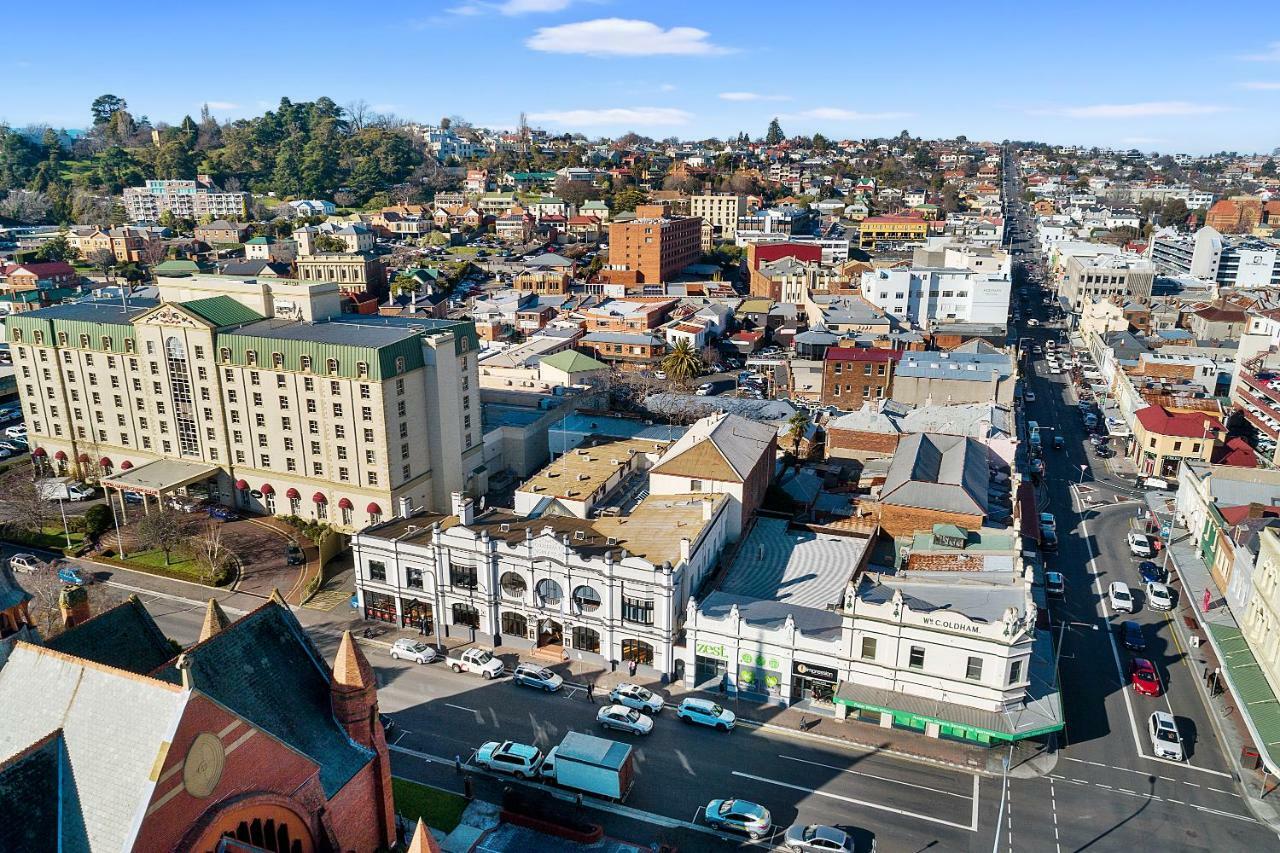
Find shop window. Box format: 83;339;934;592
500;611;528;637
572;626;601;653
621;639;654;665
452;603;480;628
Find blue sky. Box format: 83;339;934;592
5;0;1279;153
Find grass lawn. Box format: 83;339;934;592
392;777;468;833
4;525;86;554
446;245;480;256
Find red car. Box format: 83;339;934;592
1130;658;1162;696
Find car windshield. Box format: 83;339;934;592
1156;728;1178;743
624;709;640;722
708;704;724;716
474;651;492;664
1114;589;1131;601
1136;668;1156;681
538;669;555;680
409;642;429;652
631;686;652;700
717;800;736;816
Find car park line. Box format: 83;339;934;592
730;769;981;832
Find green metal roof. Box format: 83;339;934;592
153;259;201;276
1205;622;1280;773
181;296;265;329
539;349;608;374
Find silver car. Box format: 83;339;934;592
784;824;855;852
389;639;438;665
608;682;663;714
596;704;654;735
7;553;39;574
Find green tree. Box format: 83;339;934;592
82;504;115;540
611;188;647;213
765;118;785;145
34;235;74;262
786;409;812;458
90;94;128;126
314;234;346;252
811;133;829;153
661;339;704;382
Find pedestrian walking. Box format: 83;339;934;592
586;682;595;704
418;617;427;636
628;658;637;678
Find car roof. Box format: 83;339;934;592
1111;581;1130;591
502;742;541;758
812;825;848;842
683;698;716;709
1152;710;1176;726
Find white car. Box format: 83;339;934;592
7;553;40;574
597;704;654;735
475;740;544;778
1039;512;1056;533
1109;581;1135;613
1146;582;1174;611
1127;531;1155;558
676;698;737;731
4;425;26;439
696;384;713;396
608;682;664;714
1024;390;1036;403
389;638;438;664
1149;711;1184;761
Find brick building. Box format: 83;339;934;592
0;596;397;852
821;347;900;408
877;432;995;536
606;204;702;284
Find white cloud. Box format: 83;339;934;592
528;107;693;126
1029;101;1229;118
204;101;240;111
526;18;729;56
659;83;677;92
1240;80;1280;90
719;92;790;102
782;107;911;121
1238;41;1280;61
499;0;573;13
446;4;483;15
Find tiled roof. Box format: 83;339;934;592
45;596;175;675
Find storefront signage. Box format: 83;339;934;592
792;661;839;682
740;651;781;670
738;667;781;691
921;616;981;634
696;641;727;659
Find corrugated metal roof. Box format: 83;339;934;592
182;295;265;328
1206;622;1280;772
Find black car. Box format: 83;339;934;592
285;543;305;566
1120;620;1146;652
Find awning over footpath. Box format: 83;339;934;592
100;459;220;496
834;630;1063;742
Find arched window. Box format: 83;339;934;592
101;336;112;350
357;361;369;378
500;612;528;637
535;578;562;605
451;602;480;628
572;585;602;613
500;572;527;598
219;347;231;363
300;355;313;371
9;329;20;342
79;334;89;348
272;352;284;368
621;639;654;666
327;358;339;375
165;336;185;358
57;332;67;346
246;350;258;365
571;626;600;654
33;331;44;345
395;356;406;374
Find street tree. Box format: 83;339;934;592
661;339;704;382
765;118;785;145
135;507;191;566
191;521;233;586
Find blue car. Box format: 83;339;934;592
1137;561;1165;584
57;565;94;586
207;505;240;521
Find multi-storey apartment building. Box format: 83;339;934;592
122;179;250;223
7;278;484;529
689;193;747;242
1058;253;1155;311
857;215;930;249
1149;226;1280;288
859;267;1011;330
606;204;702;284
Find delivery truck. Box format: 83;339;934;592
539;731;635;801
37;478;94;502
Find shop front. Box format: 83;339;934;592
791;660;839;703
693;640;731;690
737;650;784;701
364;590;398;624
400;598;433;633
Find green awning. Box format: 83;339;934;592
1205;622;1280;775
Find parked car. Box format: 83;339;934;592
285;543;305;566
1149;711;1184;761
57;565;93;586
608;682;664;714
695;383;713;397
703;798;772;840
207;506;240;522
1120;620;1146;652
676;698;736;731
512;663;564;692
379;713;396;735
475;740;544;779
1138;561;1165;584
389;638;439;665
1052;435;1065;450
7;553;40;574
1127;532;1155;558
1039;512;1057;533
4;425;27;439
596;704;654;735
447;648;505;679
1140;476;1172;491
1045;571;1065;597
783;824;854;852
1041;529;1058;551
1024;390;1036;403
1109;581;1135;613
1146;582;1175;611
1130;658;1162;696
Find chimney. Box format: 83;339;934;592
398;496;413;518
58;584;90;629
451;491;475;525
175;653;194;690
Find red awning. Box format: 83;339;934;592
99;457;112;468
31;448;46;458
54;450;67;461
77;453;91;464
260;483;275;495
286;487;301;499
366;502;382;514
119;460;133;470
337;497;354;510
312;492;327;504
234;479;249;490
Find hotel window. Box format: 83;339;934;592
362;406;372;421
330;381;340;395
300;355;312;372
220;348;231;363
368;560;387;582
276;374;286;388
368;472;379;486
861;637;877;660
402;464;411;480
357;362;369;378
313;461;323;475
250;371;260;386
622;595;654;625
327;358;339;375
272;353;284;368
338;467;349;482
333;403;343;417
360;384;371;399
1009;660;1023;684
908;646;925;670
966;657;983;681
304;377;314;392
335;425;345;439
337;446;348;460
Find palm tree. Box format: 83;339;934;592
661;339;703;382
787;409;812;459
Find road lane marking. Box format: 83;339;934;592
444;703;476;713
1209;787;1239;797
971;774;980;832
777;754;973;799
730;770;977;832
1189;803;1259;823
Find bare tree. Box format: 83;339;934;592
346;99;370;132
191;521;232;585
0;472;51;536
85;248;116;279
135;507;191;565
0;190;52;224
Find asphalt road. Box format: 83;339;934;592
999;154;1278;849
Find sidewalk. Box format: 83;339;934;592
1163;526;1280;832
360;621;1010;776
